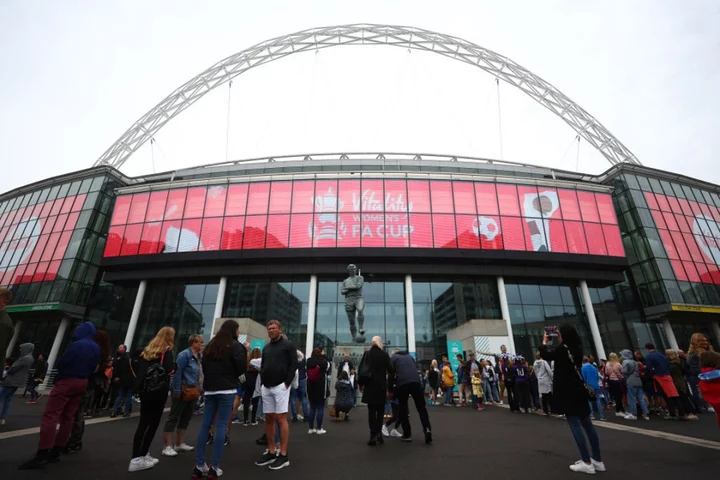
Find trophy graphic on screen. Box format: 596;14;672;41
309;187;346;241
164;226;203;253
693;214;720;266
472;216;500;241
522;190;559;252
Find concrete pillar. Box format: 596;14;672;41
405;275;416;355
43;317;70;386
5;319;23;359
710;321;720;348
305;275;318;358
123;280;147;351
662;318;679;350
579;280;607;360
210;276;228;339
496;276;516;354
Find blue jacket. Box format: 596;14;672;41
55;322;101;382
172;348;201;395
645;351;671;377
581;362;600;389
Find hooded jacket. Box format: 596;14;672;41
55;322;101;382
2;343;34;387
620;349;643;387
391;351;421;387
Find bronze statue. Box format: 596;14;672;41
341;264;365;343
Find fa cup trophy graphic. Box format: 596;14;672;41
341;264;366;343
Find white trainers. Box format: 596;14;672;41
297;414;304;421
390;429;403;438
174;443;194;452
591;459;606;472
211;467;224;477
161;446;178;457
128;457;154;472
308;429;316;434
316;428;327;435
624;413;637;420
614;411;627;418
569;460;596;474
381;425;390;437
145;454;160;465
196;464;210;475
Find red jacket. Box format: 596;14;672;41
698;367;720;404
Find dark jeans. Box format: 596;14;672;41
541;392;553;415
28;381;42;401
243;394;260;423
397;382;432;437
132;392;167;458
113;386;133;415
308;400;325;430
566;415;602;463
607;380;625;413
655;381;686;417
515;382;532;411
367;403;384;437
687;376;706;413
505;382;518;411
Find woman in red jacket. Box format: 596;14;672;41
698;351;720;428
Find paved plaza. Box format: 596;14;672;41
0;396;718;479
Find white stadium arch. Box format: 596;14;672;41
93;24;641;170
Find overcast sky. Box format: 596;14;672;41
1;0;719;194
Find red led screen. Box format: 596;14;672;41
646;192;720;284
0;194;87;286
104;180;624;258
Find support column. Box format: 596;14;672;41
497;276;516;354
44;317;70;386
405;275;416;356
124;280;147;351
5;319;23;359
210;276;228;339
305;275;318;358
662;318;679;350
579;280;607;360
712;321;720;347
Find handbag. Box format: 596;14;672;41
181;384;201;402
565;346;597;401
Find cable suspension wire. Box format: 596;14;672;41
558;134;581;167
225;80;233;162
575;135;581;172
495;78;504;160
150;138;156;174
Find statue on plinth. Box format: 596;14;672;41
341;264;365;343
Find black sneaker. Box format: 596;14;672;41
255;451;276;466
376;434;384;445
123;412;131;418
207;467;222;479
424;428;433;445
268;454;290;471
109;411;117;418
256;434;268;445
292;416;298;423
224;435;230;446
367;436;377;446
206;432;214;444
191;465;205;480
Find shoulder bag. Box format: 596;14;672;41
565;346;596;401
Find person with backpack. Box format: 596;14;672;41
305;347;329;435
128;326;176;473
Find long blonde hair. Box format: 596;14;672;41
608;352;620;365
665;349;679;361
141;326;175;360
688;333;714;355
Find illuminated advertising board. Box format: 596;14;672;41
104;180;624;258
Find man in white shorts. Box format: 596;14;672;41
254;320;297;471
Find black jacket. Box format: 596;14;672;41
33;359;48;382
113;352;134;387
306;357;329;403
202;341;247;392
261;337;297;388
358;346;393;405
539;343;591;418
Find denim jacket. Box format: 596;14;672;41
172;348;200;395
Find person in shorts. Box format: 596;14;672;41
254;321;297;471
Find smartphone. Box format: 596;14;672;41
544;326;558;337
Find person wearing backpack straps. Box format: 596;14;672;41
128;326;176;473
305;347;329;435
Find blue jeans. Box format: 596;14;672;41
196;393;234;469
0;386;18;418
27;382;40;400
626;385;649;416
588;388;604;419
308;400;325;429
566;415;602;463
444;386;454;405
290;379;308;418
113;386;133;415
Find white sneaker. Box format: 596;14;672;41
297;414;304;421
196;464;209;475
708;406;715;413
614;411;628;418
591;459;606;472
381;425;390;437
128;457;154;472
161;446;178;457
624;413;637;420
316;428;327;435
145;454;160;465
211;467;224;477
569;460;596;474
390;429;403;438
308;429;316;434
174;443;194;452
0;419;5;425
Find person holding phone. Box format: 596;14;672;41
539;325;605;475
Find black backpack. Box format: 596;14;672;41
142;353;168;393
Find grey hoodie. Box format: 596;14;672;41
2;343;34;388
620;349;642;387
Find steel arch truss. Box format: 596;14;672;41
94;24;641;169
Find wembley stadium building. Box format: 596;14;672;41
2;25;720;382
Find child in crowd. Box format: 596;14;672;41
349;367;358;407
382;391;403;438
698;351;720;428
471;370;485;411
